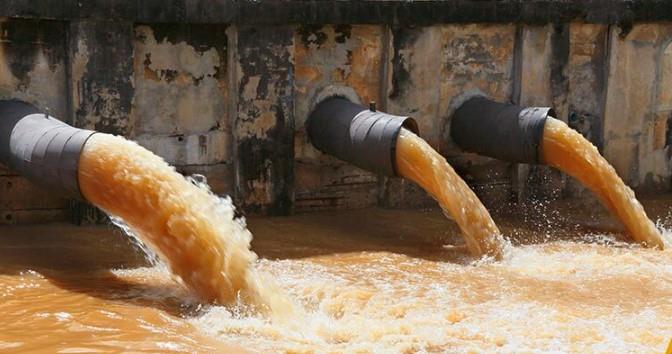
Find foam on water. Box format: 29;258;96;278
183;237;672;352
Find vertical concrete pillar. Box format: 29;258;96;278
604;24;672;190
564;23;610;199
234;26;295;215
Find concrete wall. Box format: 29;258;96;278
0;1;671;223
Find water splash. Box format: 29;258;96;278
109;215;162;267
77;133;299;320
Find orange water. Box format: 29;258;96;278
77;133;295;318
395;128;506;259
2;204;672;352
540;117;664;249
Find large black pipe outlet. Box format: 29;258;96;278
0;100;96;199
450;97;555;164
306;97;418;176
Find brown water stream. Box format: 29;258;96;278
396;128;506;259
78;133;296;318
541;117;664;248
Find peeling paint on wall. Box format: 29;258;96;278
132;23;230;177
69;20;134;135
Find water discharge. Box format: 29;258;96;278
77;133;296;318
2;118;670;352
540;117;664;249
395;128;507;259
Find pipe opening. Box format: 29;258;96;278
450;97;553;164
307;95;417;177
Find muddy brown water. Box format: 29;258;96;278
541;117;663;249
396;128;506;260
1;199;671;352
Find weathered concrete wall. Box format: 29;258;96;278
132;24;231;195
234;26;295;215
1;0;672;223
604;24;672;191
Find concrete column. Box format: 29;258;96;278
234;25;295;215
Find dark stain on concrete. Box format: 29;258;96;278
665;113;672;149
297;25;328;48
145;23;228;55
334;25;352;44
136;24;227;88
388;26;416;100
550;22;570;118
0;19;66;90
3;1;672;25
69;20;134;135
236;26;295;216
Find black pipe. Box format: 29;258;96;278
450;97;555;164
0;100;96;199
306;96;418;176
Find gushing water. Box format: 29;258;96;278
77;133;297;319
540;117;664;249
395;128;508;259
